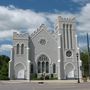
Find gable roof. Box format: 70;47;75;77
30;24;46;39
30;24;57;42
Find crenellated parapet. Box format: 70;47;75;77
56;16;75;23
13;32;29;40
55;16;75;32
55;16;76;33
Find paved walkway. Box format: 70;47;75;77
0;79;90;84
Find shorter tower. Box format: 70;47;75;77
56;16;82;79
9;32;30;80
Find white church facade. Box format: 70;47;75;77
9;16;82;80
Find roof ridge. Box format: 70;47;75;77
30;24;48;38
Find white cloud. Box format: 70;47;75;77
0;4;90;54
0;30;19;39
0;5;74;39
0;4;89;37
0;5;48;34
72;0;90;5
76;3;90;32
0;44;12;52
72;0;89;3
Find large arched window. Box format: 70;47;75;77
53;63;56;73
42;61;44;73
38;61;41;73
46;62;49;73
21;44;24;54
37;55;49;73
16;44;19;54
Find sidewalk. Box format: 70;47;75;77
31;80;78;84
0;79;90;84
31;79;90;84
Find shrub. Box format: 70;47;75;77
51;74;53;78
0;55;10;80
31;73;37;80
45;75;49;80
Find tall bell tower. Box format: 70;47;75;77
56;16;82;80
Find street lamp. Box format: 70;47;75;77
76;53;80;83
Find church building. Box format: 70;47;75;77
9;16;82;80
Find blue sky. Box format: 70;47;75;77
0;0;81;12
0;0;89;13
0;0;90;57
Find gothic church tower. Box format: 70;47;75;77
56;16;82;79
9;32;30;80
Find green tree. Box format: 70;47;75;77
0;55;10;80
80;50;89;76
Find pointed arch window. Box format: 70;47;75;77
21;44;24;54
66;24;69;49
42;61;45;73
16;44;19;54
46;62;49;73
70;24;72;49
38;61;41;73
53;63;56;73
37;55;49;73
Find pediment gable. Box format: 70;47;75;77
30;24;57;41
30;24;47;39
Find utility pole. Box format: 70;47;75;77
76;53;80;83
87;33;90;79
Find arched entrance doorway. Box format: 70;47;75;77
15;63;25;79
37;54;49;74
65;63;75;79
